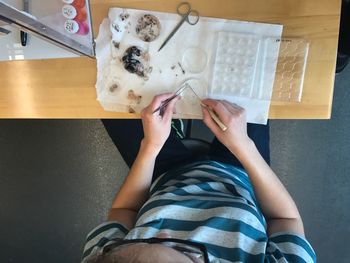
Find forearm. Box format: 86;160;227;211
231;140;302;222
111;140;158;212
201;99;304;235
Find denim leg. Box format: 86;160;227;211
101;119;193;180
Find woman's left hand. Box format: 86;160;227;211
141;93;180;154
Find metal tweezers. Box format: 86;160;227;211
152;83;190;114
152;83;227;132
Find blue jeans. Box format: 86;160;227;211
102;120;270;180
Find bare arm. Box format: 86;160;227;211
202;99;304;236
108;94;179;228
111;141;158;213
107;142;158;229
233;139;304;236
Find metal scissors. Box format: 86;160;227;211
158;2;200;52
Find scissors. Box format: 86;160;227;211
158;2;200;52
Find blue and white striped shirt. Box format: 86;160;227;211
82;161;316;263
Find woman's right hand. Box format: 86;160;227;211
141;93;179;154
201;99;252;155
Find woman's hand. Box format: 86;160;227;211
201;99;252;155
141;93;180;154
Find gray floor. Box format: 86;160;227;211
0;66;350;263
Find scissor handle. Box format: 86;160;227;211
177;2;199;25
177;2;192;15
187;10;199;25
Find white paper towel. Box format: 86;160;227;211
95;8;283;124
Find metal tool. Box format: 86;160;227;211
158;2;199;52
0;27;11;35
152;83;190;114
187;84;228;132
20;0;29;46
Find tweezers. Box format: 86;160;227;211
187;84;228;132
152;83;190;114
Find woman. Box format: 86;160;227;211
82;94;316;263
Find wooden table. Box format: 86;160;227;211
0;0;341;119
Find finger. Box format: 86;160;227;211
220;100;245;115
202;105;221;135
162;96;180;123
149;93;176;112
201;99;231;122
173;107;177;114
220;101;246;124
222;100;244;110
141;107;160;124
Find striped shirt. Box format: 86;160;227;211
82;161;316;263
